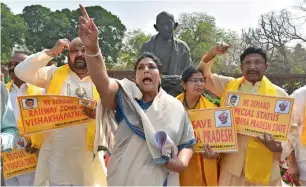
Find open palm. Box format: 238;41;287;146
78;4;99;51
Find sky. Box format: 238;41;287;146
3;0;301;36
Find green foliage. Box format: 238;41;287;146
175;12;240;73
1;3;27;60
203;92;220;106
66;6;126;66
118;29;152;70
175;12;217;65
1;3;126;67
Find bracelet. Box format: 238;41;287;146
85;50;101;57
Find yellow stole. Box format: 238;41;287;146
47;64;99;151
6;81;44;148
220;76;277;185
301;102;306;145
177;92;218;186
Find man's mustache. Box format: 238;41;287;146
75;56;85;61
247;70;259;74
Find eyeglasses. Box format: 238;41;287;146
187;78;205;84
242;60;265;66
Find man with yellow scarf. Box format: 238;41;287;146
4;52;43;186
198;44;298;186
14;37;99;186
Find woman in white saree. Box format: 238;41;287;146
78;5;196;186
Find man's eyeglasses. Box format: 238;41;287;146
242;60;265;66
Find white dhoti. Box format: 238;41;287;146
33;125;93;186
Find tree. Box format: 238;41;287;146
1;3;27;63
241;9;306;73
175;12;216;65
20;5;126;66
216;30;242;73
118;29;151;70
175;12;239;72
21;5;71;51
67;6;126;66
20;5;72;66
290;43;306;73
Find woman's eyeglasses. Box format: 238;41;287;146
187;78;205;84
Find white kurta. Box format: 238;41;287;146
290;86;306;181
14;51;94;186
5;83;36;186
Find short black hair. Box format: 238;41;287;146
230;95;238;99
181;67;203;83
134;52;163;72
25;98;34;102
240;47;267;64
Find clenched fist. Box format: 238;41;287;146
46;38;70;57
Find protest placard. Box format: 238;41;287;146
223;91;294;141
2;137;38;179
187;107;238;153
18;95;96;135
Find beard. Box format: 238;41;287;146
68;56;87;69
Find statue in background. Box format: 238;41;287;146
141;11;192;75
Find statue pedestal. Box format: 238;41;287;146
161;75;183;97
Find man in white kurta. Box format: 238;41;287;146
4;52;39;186
14;38;95;186
288;86;306;186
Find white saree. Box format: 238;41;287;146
94;79;195;186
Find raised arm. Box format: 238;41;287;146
78;4;119;110
14;39;69;89
197;44;234;97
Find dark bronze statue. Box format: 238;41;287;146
140;11;192;75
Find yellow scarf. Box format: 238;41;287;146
301;101;306;145
46;64;98;151
220;76;277;185
6;81;44;148
177;92;218;186
176;92;216;109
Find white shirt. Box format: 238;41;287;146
290;85;306;180
9;83;44;120
15;51;94;185
10;83;28;122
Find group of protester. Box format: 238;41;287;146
1;4;305;186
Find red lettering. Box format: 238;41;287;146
43;100;51;105
227;129;233;142
25;119;31;127
194;131;201;143
272;124;286;133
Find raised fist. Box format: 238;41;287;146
51;39;70;56
209;42;229;56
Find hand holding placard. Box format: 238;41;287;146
202;144;220;160
256;133;282;152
